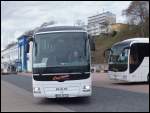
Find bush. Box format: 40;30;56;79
111;31;117;37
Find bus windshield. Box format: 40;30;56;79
108;42;129;72
109;45;129;64
33;32;89;68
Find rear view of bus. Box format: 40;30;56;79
32;26;92;98
108;38;149;82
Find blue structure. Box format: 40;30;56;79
18;35;29;72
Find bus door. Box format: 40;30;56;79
130;43;149;81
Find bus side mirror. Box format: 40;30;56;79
104;48;111;57
88;35;95;51
122;46;130;55
25;37;33;53
29;37;33;42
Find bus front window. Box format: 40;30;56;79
33;32;89;68
109;48;128;64
118;49;128;64
109;44;129;72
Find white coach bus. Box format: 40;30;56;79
27;25;95;98
107;38;149;82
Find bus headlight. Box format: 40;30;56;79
83;85;91;92
84;85;90;90
33;87;41;93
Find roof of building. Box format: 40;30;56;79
17;34;29;39
1;42;18;52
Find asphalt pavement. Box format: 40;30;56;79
1;74;149;112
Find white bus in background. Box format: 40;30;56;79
27;25;95;98
107;38;149;82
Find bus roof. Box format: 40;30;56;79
122;38;149;43
35;26;86;34
113;38;149;47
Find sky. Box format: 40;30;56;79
1;1;131;50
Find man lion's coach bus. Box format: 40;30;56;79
107;38;149;82
27;26;95;98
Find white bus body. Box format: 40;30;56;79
108;38;149;82
31;26;92;98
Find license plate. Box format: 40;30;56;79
56;87;68;91
55;94;69;98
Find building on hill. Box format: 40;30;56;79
87;11;116;36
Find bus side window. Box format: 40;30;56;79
130;43;149;73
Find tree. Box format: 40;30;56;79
143;16;149;37
75;19;85;26
122;1;149;37
40;20;57;28
101;20;110;34
23;20;57;37
24;29;35;37
6;41;17;49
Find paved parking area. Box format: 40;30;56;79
7;72;149;94
92;73;149;94
16;72;149;94
1;80;73;112
1;74;149;112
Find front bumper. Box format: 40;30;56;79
33;84;92;98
